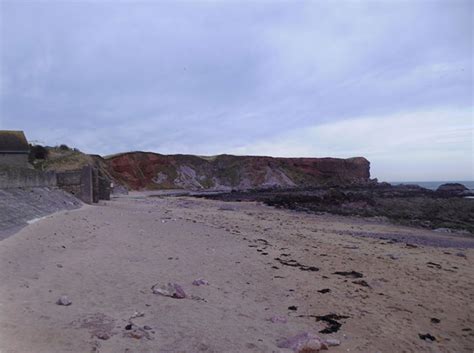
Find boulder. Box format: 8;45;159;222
436;183;469;195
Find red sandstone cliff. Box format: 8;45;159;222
105;152;370;190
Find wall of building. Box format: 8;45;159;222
0;166;57;188
0;154;30;168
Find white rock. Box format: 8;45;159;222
325;338;341;346
56;295;72;306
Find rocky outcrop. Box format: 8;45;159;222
436;183;469;195
200;183;474;235
105;152;370;190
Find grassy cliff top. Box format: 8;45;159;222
32;147;94;172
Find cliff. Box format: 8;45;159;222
105;152;370;190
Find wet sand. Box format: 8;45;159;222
0;194;473;353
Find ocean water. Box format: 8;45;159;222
390;181;474;191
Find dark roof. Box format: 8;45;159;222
0;130;30;153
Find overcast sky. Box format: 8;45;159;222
0;1;472;181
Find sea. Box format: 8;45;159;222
390;181;474;191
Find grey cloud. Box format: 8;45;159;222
0;0;472;169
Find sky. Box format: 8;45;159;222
0;0;472;181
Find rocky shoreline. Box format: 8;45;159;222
195;183;474;235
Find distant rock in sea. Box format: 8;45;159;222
436;183;469;195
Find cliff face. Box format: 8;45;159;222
105;152;370;190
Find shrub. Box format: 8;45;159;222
29;145;49;161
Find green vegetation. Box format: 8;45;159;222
31;146;93;172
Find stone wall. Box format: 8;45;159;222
0;166;57;188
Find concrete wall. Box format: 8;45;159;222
56;170;82;199
0;154;30;168
0;164;111;205
57;166;94;204
0;167;57;188
56;166;110;204
0;187;82;240
99;174;112;200
81;166;94;204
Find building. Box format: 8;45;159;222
0;130;30;168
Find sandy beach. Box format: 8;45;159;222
0;193;473;353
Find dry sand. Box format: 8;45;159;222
0;193;473;353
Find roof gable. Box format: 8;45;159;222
0;130;30;153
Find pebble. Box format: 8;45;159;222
130;311;145;319
56;296;72;306
192;278;209;286
96;333;110;340
325;338;341;346
152;282;186;299
269;315;288;324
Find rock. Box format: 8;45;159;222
419;333;436;341
317;288;331;294
269;315;288;323
192;278;209;286
95;332;110;340
288;306;298;311
277;332;328;352
151;282;186;299
130;311;145;319
56;296;72;306
436;183;468;195
325;338;340;346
